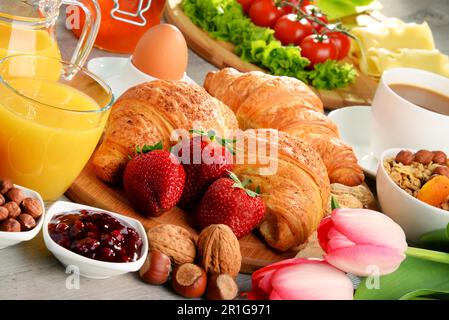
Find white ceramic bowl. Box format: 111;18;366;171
377;148;449;243
0;185;45;249
43;201;148;279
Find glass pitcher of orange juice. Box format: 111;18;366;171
0;55;113;201
0;0;100;66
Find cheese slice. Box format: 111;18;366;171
350;18;449;77
361;48;449;78
351;18;435;53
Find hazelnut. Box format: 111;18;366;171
0;194;4;206
0;218;21;232
414;150;434;165
139;250;171;285
0;179;13;195
0;207;8;221
147;224;196;265
395;150;414;165
4;201;21;218
206;274;239;300
21;198;43;219
197;224;242;277
6;188;25;205
17;214;36;231
172;263;207;298
433;166;449;178
433;151;448;165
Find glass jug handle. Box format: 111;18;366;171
62;0;100;67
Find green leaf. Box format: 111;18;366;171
136;141;163;154
331;196;341;210
355;256;449;300
419;223;449;252
317;0;375;20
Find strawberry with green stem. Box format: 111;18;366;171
174;130;235;210
123;142;185;217
196;172;265;238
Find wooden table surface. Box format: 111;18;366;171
1;0;449;300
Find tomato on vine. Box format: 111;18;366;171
302;4;328;30
299;33;339;66
274;14;314;45
321;24;352;60
237;0;255;14
249;0;286;28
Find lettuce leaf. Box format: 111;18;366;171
182;0;356;90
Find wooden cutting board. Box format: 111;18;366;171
66;158;324;274
164;0;380;109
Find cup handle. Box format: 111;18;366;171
62;0;101;67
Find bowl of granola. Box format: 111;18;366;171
377;148;449;243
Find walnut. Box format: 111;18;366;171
197;224;242;278
147;224;196;265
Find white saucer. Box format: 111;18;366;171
328;106;378;178
87;56;195;99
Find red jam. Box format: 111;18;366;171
48;210;143;263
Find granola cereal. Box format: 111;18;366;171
385;149;449;211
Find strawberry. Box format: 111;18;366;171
175;131;234;210
123;142;185;217
195;172;265;238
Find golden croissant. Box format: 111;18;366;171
234;129;330;251
92;80;239;183
204;68;365;187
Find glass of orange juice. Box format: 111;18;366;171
0;55;113;200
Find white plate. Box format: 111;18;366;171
328;106;378;178
44;201;148;279
88;56;195;99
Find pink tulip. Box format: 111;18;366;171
318;208;407;277
248;258;354;300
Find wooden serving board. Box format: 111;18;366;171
165;0;380;109
66;158;324;274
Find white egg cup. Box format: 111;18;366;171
88;56;191;99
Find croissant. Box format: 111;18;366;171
204;68;365;186
234;129;330;251
93;80;239;183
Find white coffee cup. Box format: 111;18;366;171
371;68;449;158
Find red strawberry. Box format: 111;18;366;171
195;172;265;238
123;143;185;217
175;132;234;209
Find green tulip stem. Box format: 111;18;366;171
406;247;449;265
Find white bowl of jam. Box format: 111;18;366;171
44;201;148;279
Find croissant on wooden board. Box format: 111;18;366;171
92;80;330;251
204;68;365;187
92;80;239;183
234;129;330;251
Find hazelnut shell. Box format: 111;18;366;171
172;263;207;298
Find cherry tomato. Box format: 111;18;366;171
302;4;328;30
237;0;255;14
326;30;351;60
249;0;285;28
300;34;339;66
274;14;313;45
282;0;299;14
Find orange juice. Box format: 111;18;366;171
0;77;110;200
0;20;61;60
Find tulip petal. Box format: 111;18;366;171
324;244;406;276
271;261;354;300
317;216;333;252
331;209;407;253
269;290;283;300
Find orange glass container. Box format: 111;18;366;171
70;0;166;54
